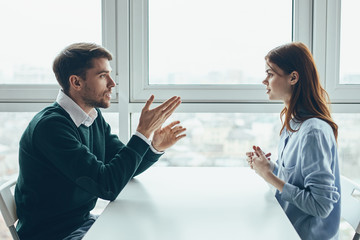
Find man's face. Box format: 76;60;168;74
80;57;115;109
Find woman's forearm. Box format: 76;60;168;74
264;171;285;192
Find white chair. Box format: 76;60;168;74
341;175;360;240
0;176;20;240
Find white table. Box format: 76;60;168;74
84;167;300;240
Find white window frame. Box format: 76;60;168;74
313;0;360;103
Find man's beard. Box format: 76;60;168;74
83;95;110;109
83;84;110;109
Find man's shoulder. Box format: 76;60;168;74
30;103;73;129
20;103;75;145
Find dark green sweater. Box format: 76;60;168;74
15;103;161;240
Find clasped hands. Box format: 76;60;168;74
246;146;272;179
136;95;186;152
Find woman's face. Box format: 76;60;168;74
262;62;294;106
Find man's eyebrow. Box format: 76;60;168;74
96;70;111;75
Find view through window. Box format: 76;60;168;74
339;0;360;84
148;0;292;85
0;0;102;84
131;112;360;185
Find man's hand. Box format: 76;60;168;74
151;121;186;152
136;95;181;138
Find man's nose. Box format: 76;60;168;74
108;76;116;87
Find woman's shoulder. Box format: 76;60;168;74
300;118;334;137
302;117;329;127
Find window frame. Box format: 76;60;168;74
312;0;360;103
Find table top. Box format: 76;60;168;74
84;167;300;240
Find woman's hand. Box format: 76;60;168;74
246;147;271;170
246;151;255;169
251;146;273;178
247;146;285;192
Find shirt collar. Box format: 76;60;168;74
56;90;98;127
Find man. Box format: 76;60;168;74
14;42;186;240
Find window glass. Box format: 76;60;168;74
132;112;281;165
333;113;360;183
0;0;102;84
0;113;36;181
148;0;292;85
102;112;120;135
339;0;360;84
131;112;360;185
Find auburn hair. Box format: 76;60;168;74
265;42;338;141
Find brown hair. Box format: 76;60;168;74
265;42;338;141
52;42;113;93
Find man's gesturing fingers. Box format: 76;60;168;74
156;96;181;116
137;96;182;138
142;95;155;112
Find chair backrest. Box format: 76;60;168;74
0;175;20;240
341;175;360;240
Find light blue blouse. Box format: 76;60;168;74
273;118;341;240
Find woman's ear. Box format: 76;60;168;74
69;75;82;91
289;71;299;85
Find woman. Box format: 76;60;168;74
246;42;341;240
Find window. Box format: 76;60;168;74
0;0;103;101
131;112;360;186
148;0;292;85
318;0;360;102
0;0;102;85
0;1;358;184
339;0;360;84
132;112;281;166
333;113;360;184
0;113;36;179
130;0;295;102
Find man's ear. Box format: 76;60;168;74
289;71;299;85
69;75;82;91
